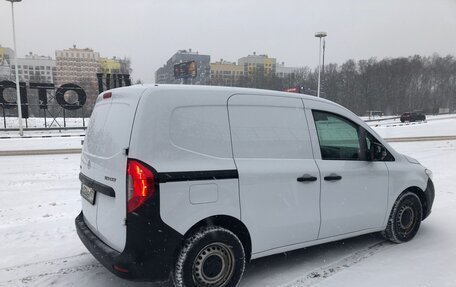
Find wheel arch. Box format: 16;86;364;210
401;186;428;219
184;215;252;262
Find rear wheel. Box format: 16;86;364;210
382;192;422;243
174;226;245;287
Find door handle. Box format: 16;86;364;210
324;174;342;181
297;174;318;182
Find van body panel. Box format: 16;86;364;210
159;179;240;235
314;159;389;238
128;88;240;235
228;94;321;253
303;100;389;238
384;160;428;225
303;98;427;235
129;89;235;169
81;86;146;252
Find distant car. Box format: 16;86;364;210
400;111;426;122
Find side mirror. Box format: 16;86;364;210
370;142;387;161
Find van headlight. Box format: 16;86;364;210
425;169;433;180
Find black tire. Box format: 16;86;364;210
382;192;423;243
174;226;246;287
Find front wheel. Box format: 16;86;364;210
382;192;423;243
174;226;246;287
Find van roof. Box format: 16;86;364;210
132;84;335;105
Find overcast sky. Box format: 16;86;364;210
1;0;455;83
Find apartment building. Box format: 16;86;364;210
276;61;297;78
238;52;277;77
100;57;121;74
55;45;100;110
210;60;244;86
1;46;18;81
55;45;100;84
0;61;12;80
155;49;211;85
0;46;14;66
10;52;56;83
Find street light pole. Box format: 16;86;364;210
6;0;23;136
315;32;327;98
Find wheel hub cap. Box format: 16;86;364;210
193;243;235;286
399;206;415;231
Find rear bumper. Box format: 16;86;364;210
76;211;182;282
75;213;127;278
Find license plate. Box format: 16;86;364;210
81;184;96;205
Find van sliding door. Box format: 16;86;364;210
228;94;321;254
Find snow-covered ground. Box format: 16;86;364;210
368;114;456;138
0;117;455;286
0;137;83;152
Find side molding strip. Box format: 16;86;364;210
158;169;239;183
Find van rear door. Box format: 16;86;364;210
80;87;145;252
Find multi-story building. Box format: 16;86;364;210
238;52;277;77
276;62;297;79
55;45;100;85
100;57;121;74
0;45;14;66
0;63;13;81
210;60;244;86
155;49;210;85
10;52;56;83
0;46;15;80
0;62;12;80
55;45;101;113
55;45;100;111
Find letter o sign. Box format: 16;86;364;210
55;83;87;110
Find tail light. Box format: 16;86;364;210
127;159;155;213
96;92;112;103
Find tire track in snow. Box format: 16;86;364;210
280;241;394;287
0;252;101;286
0;252;90;272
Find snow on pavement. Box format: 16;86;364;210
0;154;160;287
0;125;456;286
0;137;83;152
277;140;456;287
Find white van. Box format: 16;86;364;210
76;85;434;287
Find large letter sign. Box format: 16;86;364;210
55;83;86;110
0;80;29;118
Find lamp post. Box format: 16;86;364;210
315;31;327;98
6;0;23;136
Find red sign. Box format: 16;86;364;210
283;86;301;93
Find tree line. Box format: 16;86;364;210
210;54;456;116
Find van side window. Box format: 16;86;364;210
312;110;362;160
